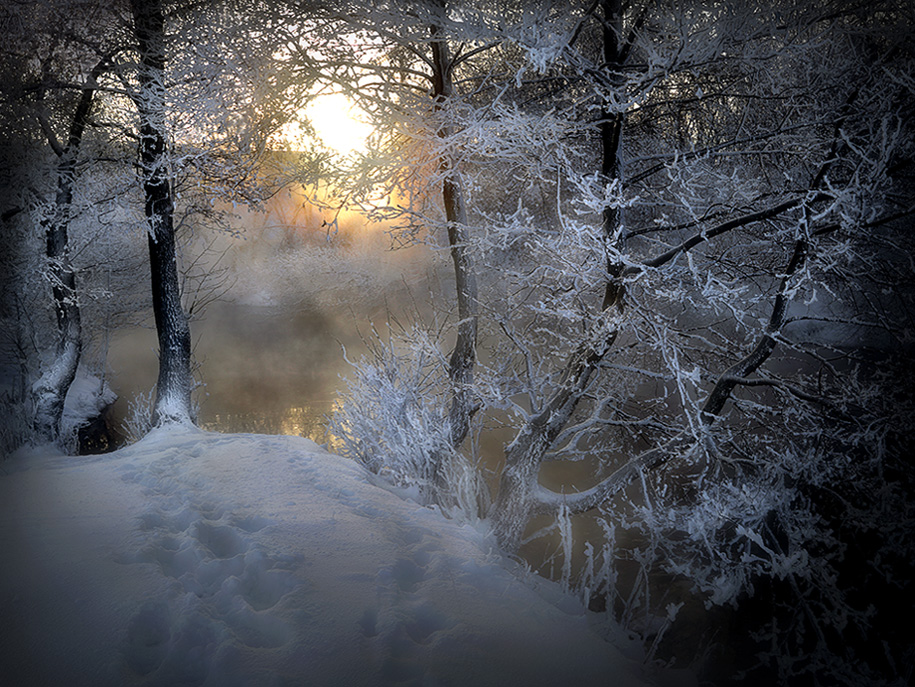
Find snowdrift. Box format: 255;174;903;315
0;428;651;686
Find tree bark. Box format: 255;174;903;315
490;0;628;551
430;14;478;449
599;0;625;311
132;0;193;425
31;66;103;443
490;322;616;550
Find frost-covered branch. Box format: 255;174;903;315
702;237;808;419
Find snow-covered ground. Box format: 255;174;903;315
0;427;660;686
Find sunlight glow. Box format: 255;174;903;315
303;92;372;156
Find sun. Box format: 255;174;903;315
298;92;372;156
276;92;372;155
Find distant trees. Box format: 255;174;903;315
325;0;915;683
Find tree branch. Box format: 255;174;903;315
451;40;501;69
567;0;602;51
533;232;810;516
35;109;65;157
627;196;814;274
627;122;824;185
701;237;807;419
532;434;696;515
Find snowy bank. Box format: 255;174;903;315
0;428;654;686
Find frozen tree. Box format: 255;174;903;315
489;4;913;682
1;0;315;446
122;0;314;427
310;0;497;452
128;0;194;425
0;0;131;447
125;0;319;427
281;0;535;473
28;56;116;443
326;0;915;682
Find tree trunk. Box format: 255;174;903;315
490;0;628;551
32;206;82;442
31;69;102;443
490;326;614;551
132;0;193;426
430;15;479;450
600;0;625;311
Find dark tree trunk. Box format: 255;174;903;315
132;0;193;425
430;15;479;450
491;0;628;551
599;0;625;311
31;68;102;443
32;192;82;442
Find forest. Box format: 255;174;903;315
2;0;914;684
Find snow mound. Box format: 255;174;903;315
62;371;117;435
0;428;651;687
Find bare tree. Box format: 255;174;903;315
281;0;517;461
29;56;111;442
124;0;310;426
0;0;130;446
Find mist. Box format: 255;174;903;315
107;189;440;444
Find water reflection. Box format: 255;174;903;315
107;302;367;447
198;404;332;444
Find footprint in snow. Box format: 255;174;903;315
123;505;300;680
124;601;171;676
194;521;247;559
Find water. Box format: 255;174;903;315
102;277;721;673
105;203;430;444
107;301;365;445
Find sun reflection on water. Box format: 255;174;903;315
200;403;335;445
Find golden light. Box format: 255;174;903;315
271;90;391;220
298;92;372;156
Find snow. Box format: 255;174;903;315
61;371;118;438
0;427;655;687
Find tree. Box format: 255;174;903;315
0;0;309;447
29;56;113;442
129;0;194;425
293;0;498;452
327;0;915;682
428;1;481;451
0;0;131;447
124;0;311;427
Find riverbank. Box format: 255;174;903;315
0;426;671;686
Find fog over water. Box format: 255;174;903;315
108;193;438;444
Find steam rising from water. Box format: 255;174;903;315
108;198;438;442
